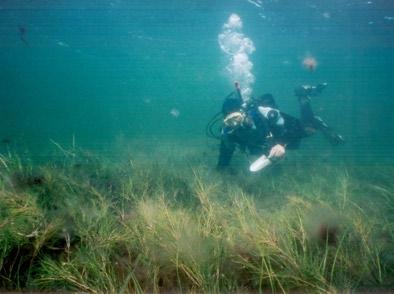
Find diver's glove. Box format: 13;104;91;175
222;111;246;135
268;144;286;159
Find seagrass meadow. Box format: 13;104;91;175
0;142;393;293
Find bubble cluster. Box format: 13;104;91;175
218;14;255;101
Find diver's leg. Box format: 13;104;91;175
298;95;344;145
299;96;316;126
315;118;345;145
217;137;236;170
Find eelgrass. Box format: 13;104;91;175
0;149;393;293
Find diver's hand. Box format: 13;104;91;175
268;144;285;159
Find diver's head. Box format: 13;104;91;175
254;93;277;108
222;92;243;116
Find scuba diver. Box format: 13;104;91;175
18;25;29;46
206;82;345;172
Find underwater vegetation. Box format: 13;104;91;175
0;147;393;293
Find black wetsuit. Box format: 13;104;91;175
217;92;341;169
217;106;272;168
